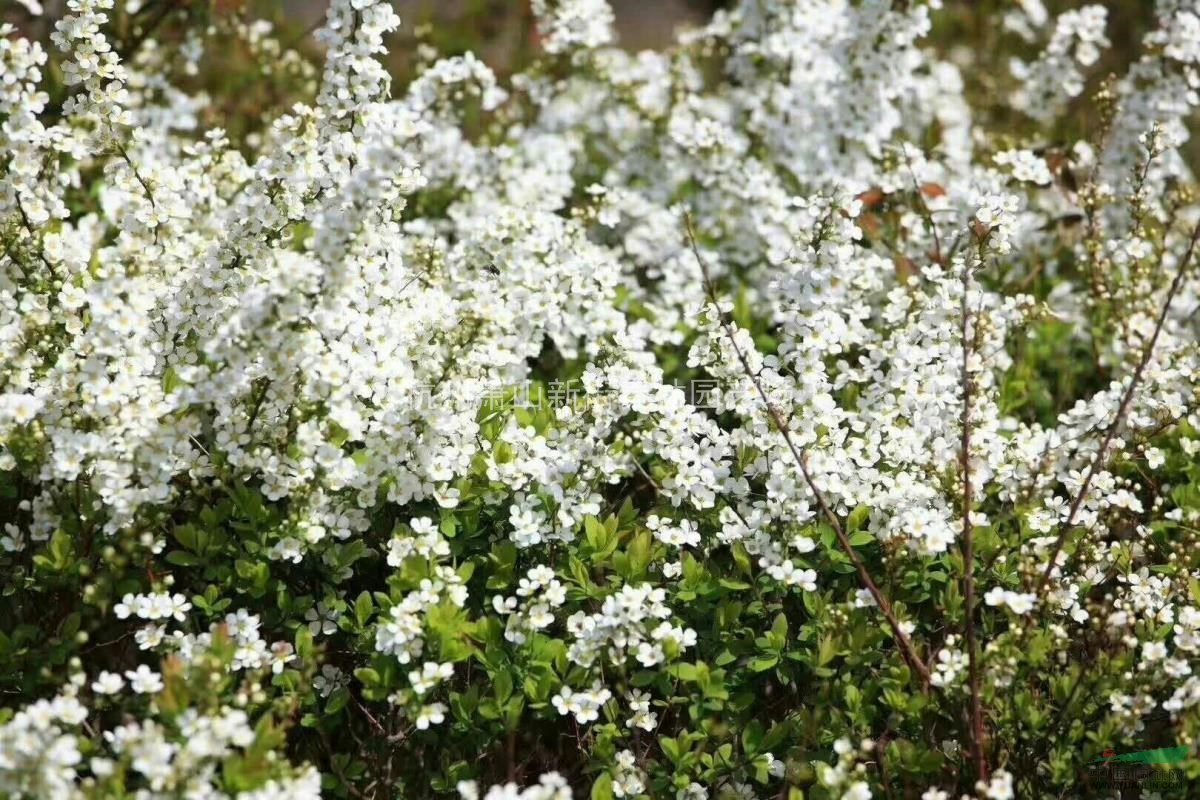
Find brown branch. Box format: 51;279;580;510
114;141;157;210
118;0;188;62
958;251;988;783
14;199;59;281
1033;220;1200;596
684;214;932;688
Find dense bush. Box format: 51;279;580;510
2;0;1200;798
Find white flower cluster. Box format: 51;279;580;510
386;516;450;566
109;596;295;675
645;515;700;549
492;564;568;644
689;244;1037;561
930;635;968;689
532;0;614;55
977;770;1015;800
383;660;455;731
1009;5;1109;121
114;591;191;622
611;750;644;798
374;566;469;664
314;0;400;117
0;679;320;799
983;588;1037;615
0;693;87;798
3;0;1200;794
1102;1;1200;182
50;0;132;143
993;149;1054;187
565;583;695;669
624;689;657;731
815;738;878;800
551;681;612;725
457;772;572;800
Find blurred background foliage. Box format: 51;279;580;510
2;0;1192;167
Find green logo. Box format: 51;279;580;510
1092;746;1189;765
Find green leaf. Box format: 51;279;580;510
354;591;374;627
355;668;381;687
817;636;837;666
749;656;778;672
162;365;183;394
590;773;614;800
731;543;753;575
584;516;607;550
295;627;314;660
742;719;764;755
770;612;788;645
848;531;875;547
172;524;199;551
326;687;350;715
846;505;870;532
493;669;513;703
504;695;525;729
49;529;74;570
671;663;700;682
166;550;201;567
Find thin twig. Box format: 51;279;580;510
118;0;185;62
114;141;157;209
1033;220;1200;596
958;250;988;783
684;214;932;688
14;199;59;280
901;144;944;265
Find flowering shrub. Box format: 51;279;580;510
2;0;1200;798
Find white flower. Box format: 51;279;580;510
791;535;816;554
1141;641;1167;662
270;537;305;564
136;624;166;651
0;393;43;424
270;642;297;674
409;661;454;695
306;602;340;636
91;671;125;695
124;665;163;694
552;683;611;725
843;782;872;800
1;525;27;553
979;769;1014;800
415;702;447;729
625;690;657;731
984;588;1037;615
313;664;347;698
